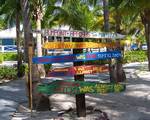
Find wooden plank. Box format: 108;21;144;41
42;42;117;49
37;80;126;95
47;65;109;77
32;50;122;64
33;29;125;39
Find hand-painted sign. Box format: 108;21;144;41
37;80;126;95
33;29;125;39
43;42;117;49
47;65;108;77
32;50;121;64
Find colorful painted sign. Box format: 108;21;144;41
37;80;126;95
47;65;109;77
43;42;117;49
33;29;125;39
32;50;121;64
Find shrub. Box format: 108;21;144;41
44;64;51;74
0;55;3;63
18;64;28;77
85;60;109;65
3;53;18;61
0;66;17;80
123;50;147;63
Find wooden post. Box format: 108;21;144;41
28;42;33;111
73;38;86;117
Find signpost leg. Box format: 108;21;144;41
75;74;86;117
73;38;86;117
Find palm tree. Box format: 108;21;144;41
50;0;101;31
113;3;127;82
20;0;51;111
20;0;31;62
30;0;59;77
30;0;50;57
0;0;23;77
110;0;150;71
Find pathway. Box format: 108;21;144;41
0;80;27;120
2;62;150;120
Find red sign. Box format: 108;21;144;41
47;65;108;77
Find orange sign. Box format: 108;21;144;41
43;42;117;49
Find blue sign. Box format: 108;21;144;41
32;51;121;64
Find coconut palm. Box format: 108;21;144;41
20;0;52;111
30;0;49;57
110;0;150;71
49;0;102;31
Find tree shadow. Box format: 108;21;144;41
85;69;150;120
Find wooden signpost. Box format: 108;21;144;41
42;42;117;49
32;29;125;117
47;65;109;77
32;50;122;64
37;80;126;95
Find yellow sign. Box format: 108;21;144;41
43;42;117;49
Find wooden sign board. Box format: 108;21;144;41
33;29;125;39
43;42;117;49
37;80;126;95
47;65;108;77
32;50;122;64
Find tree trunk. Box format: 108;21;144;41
16;12;22;77
116;43;126;82
20;0;50;110
103;0;109;32
36;18;45;77
36;19;42;57
73;38;86;117
115;9;126;82
20;0;31;62
103;0;116;82
141;9;150;71
144;23;150;71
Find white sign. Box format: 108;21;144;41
33;29;125;39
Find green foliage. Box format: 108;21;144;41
44;64;51;74
1;53;17;61
0;0;21;26
123;50;147;63
0;55;3;63
85;60;109;65
0;66;17;80
50;0;102;31
0;19;6;30
18;64;28;77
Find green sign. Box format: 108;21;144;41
37;80;126;95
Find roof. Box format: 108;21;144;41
0;25;37;39
0;27;17;39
